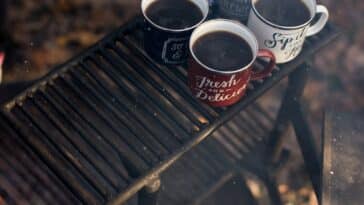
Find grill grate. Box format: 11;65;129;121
0;114;82;205
159;103;276;205
1;17;339;204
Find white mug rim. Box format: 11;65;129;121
251;0;318;30
141;0;209;33
189;19;259;75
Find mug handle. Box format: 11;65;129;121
251;49;276;81
306;5;329;36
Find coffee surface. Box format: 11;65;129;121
255;0;311;26
193;31;253;71
146;0;203;29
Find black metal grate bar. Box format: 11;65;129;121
159;104;275;205
100;47;202;135
70;67;169;159
61;73;159;166
116;39;215;124
0;16;339;204
50;77;150;172
31;92;127;191
79;60;179;154
38;90;131;182
23;98;122;199
123;31;220;120
0;114;82;205
113;42;207;127
12;105;107;204
90;54;189;145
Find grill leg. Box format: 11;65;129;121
285;62;321;201
138;177;161;205
266;62;322;202
265;176;283;205
261;63;310;205
267;63;309;163
291;100;321;201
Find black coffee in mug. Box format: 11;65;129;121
255;0;311;26
192;31;253;71
142;0;209;65
146;0;204;29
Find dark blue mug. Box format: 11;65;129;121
141;0;209;65
216;0;251;23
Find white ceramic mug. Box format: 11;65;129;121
247;0;329;63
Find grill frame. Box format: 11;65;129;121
0;16;339;205
0;114;83;205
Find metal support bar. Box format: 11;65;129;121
261;63;310;205
267;63;309;163
265;177;284;205
273;61;321;201
285;62;321;201
291;101;321;201
138;177;161;205
249;165;284;205
272;149;291;174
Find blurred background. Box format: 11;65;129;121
0;0;362;204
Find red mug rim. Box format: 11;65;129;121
189;19;259;75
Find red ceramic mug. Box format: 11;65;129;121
188;19;276;107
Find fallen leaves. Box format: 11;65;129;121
56;31;101;47
4;0;138;83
